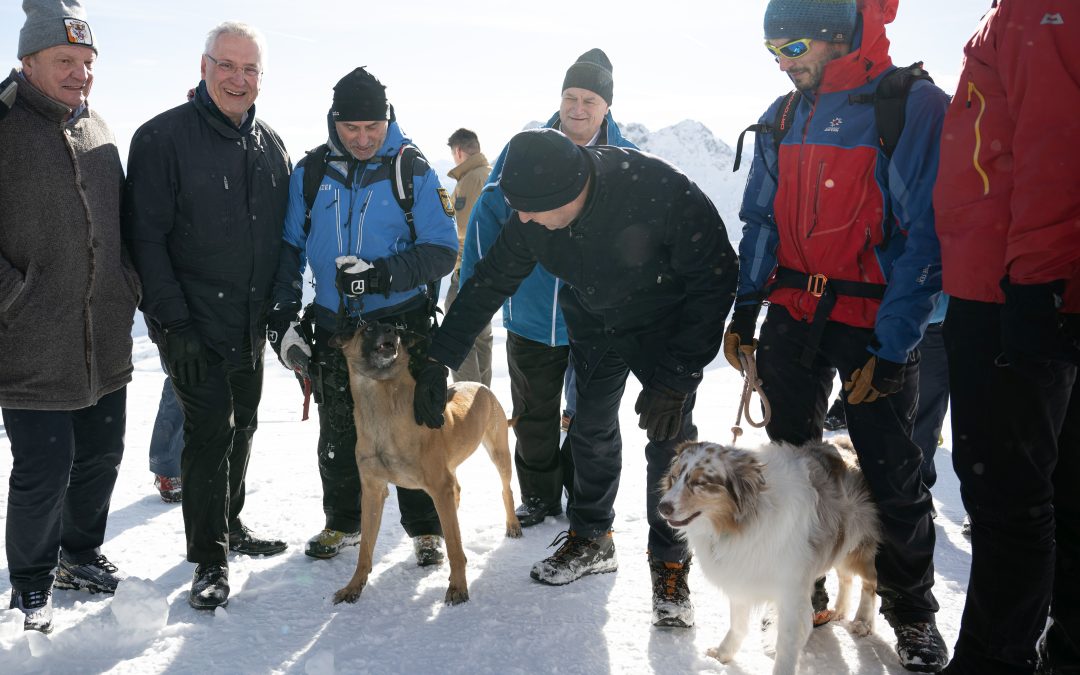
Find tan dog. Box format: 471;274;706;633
329;321;522;606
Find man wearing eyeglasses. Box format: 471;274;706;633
724;0;950;671
123;21;291;611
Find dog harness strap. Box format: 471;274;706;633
770;267;888;367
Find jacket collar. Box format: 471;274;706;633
816;7;894;95
448;152;489;180
191;80;255;138
11;67;90;124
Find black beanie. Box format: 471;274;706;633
331;67;391;122
500;129;589;213
562;48;613;106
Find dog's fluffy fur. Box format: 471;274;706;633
329;322;522;606
658;439;881;675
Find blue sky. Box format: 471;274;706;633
2;0;989;165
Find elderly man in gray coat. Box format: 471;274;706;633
0;0;140;634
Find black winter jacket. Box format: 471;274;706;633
428;146;738;394
123;83;291;365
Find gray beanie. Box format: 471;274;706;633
764;0;857;44
562;48;614;106
18;0;96;59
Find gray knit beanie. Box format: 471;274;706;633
562;48;614;106
18;0;96;59
764;0;857;44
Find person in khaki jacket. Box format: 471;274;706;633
444;128;493;386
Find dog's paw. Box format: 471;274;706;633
445;585;470;605
332;585;364;605
849;618;873;637
506;522;523;539
706;646;736;664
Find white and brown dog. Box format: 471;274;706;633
658;439;881;675
329;321;522;606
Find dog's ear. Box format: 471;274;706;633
725;448;766;524
327;328;357;350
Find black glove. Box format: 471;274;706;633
1000;278;1080;365
162;320;209;387
0;77;16;122
335;256;387;298
844;353;906;405
266;300;300;357
414;358;448;429
723;302;761;372
634;382;688;442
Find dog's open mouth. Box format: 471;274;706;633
664;511;701;528
367;344;398;369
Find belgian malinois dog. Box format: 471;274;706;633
330;321;522;605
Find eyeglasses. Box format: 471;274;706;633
765;38;814;61
204;54;262;79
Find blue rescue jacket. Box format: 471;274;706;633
273;120;457;332
459;111;637;346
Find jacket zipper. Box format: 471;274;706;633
966;82;991;196
806;160;826;238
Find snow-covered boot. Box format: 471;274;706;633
894;621;949;672
413;535;445;567
824;396;847;431
189;562;229;610
9;588;52;634
649;556;694;628
54;554;125;594
154;475;182;503
305;529;360;559
530;530;617;586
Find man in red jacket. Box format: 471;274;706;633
935;2;1080;674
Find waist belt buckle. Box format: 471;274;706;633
806;273;828;298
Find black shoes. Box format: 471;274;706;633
189;562;230;610
824;396;847;431
514;497;563;528
54;554;125;594
530;530;617;585
894;621;949;672
9;588;52;633
412;535;445;567
228;525;287;557
649;556;694;628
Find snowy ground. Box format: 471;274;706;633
0;320;972;674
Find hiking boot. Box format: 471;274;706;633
54;554;125;594
560;411;573;432
154;475;182;503
413;535;445;567
530;530;617;586
961;516;972;538
515;497;563;528
649;556;694;628
228;525;287;557
894;621;949;672
812;576;833;626
9;588;52;634
189;562;229;610
305;528;360;559
824;397;847;431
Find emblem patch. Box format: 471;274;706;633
437;188;455;216
64;19;93;47
454;196;466;211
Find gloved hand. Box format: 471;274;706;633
844;353;906;405
634;382;688;442
1000;278;1079;365
414;358;448;429
162;320;209;387
335;256;386;298
723;303;761;373
278;323;312;379
266;300;300;357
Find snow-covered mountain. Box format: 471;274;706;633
619;120;749;244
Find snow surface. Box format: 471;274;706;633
0;315;972;674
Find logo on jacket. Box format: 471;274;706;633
64;19;92;46
437;188;455;217
1041;13;1064;25
824;117;843;133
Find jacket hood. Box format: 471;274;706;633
818;0;896;94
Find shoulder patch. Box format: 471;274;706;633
64;19;93;47
437;188;455;217
454;196;466;211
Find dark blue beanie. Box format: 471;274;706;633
764;0;857;43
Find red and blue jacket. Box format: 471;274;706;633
736;0;950;364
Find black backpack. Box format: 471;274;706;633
732;62;934;172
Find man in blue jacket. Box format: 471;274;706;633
461;48;638;529
724;1;949;670
267;68;459;564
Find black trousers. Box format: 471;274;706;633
914;322;950;488
309;325;441;537
943;299;1080;674
506;331;573;507
566;345;695;562
757;305;938;625
3;387;126;591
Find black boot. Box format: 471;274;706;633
189;562;229;610
514;497;563;528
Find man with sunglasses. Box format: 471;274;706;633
724;0;950;671
124;21;291;610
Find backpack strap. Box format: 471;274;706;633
733;90;801;172
848;62;934;158
300;144;331;236
389;143;423;241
